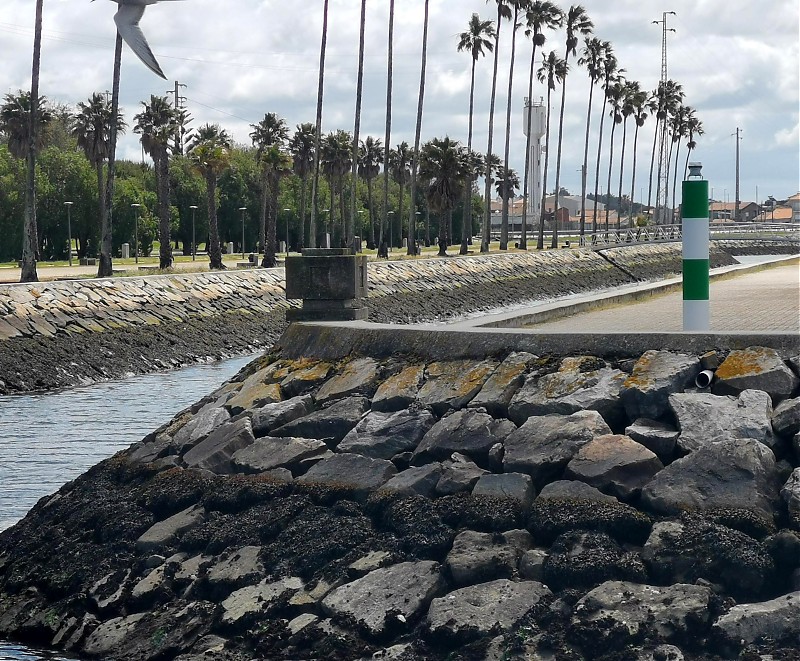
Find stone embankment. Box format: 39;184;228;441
2;240;794;394
1;335;799;660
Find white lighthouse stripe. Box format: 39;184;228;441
682;219;709;260
683;299;710;331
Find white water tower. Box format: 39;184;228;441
522;97;546;229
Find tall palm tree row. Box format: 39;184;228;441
133;95;178;269
536;50;567;249
482;0;513;252
418;136;468;257
615;80;638;226
520;1;562;250
682;110;703;181
289;122;316;250
499;0;526;251
603;78;625;232
187;123;231;270
669;104;690;217
250;112;290;266
457;13;495;255
551;4;592;249
577;36;606;237
625;83;649;227
646;79;683;223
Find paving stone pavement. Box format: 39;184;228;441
526;262;799;333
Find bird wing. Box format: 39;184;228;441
114;4;166;79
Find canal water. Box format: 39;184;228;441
0;353;258;660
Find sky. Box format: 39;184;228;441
1;0;798;207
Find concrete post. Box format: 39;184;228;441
682;163;709;331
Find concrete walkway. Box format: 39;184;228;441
522;260;799;333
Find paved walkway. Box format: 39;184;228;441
525;261;799;333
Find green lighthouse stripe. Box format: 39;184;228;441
683;259;710;300
682;180;709;219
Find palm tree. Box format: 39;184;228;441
134;95;178;268
407;0;430;256
627;86;649;227
462;149;485;252
615;81;643;227
520;1;562;249
604;79;625;231
682;110;703;181
646;79;683;223
321;130;353;245
381;0;395;255
0;91;53;278
495;166;520;234
358;136;383;251
349;0;368;249
499;0;527;251
419;137;468;256
289;122;315;250
187;123;231;269
482;0;514;252
389;142;412;249
536;51;567;249
21;0;44;282
551;4;592;248
457;13;496;255
670;105;692;218
577;36;606;238
250;113;289;266
592;44;621;234
309;0;330;248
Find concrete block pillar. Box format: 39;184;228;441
285;248;368;321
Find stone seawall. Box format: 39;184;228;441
0;240;796;394
0;332;798;660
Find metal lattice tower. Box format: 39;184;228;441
653;12;675;224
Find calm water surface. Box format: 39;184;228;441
0;353;257;660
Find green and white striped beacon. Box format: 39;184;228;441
682;162;710;330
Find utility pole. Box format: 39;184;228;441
732;127;741;222
652;11;676;225
166;81;188;154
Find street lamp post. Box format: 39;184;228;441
63;202;73;267
131;203;141;263
238;207;247;259
387;210;395;252
189;205;197;261
415;211;422;253
283;209;291;256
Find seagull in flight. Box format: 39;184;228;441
95;0;183;79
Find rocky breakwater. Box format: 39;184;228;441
1;339;800;660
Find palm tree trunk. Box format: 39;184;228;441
461;56;478;255
671;139;681;219
482;8;503;253
339;174;346;246
407;0;429;256
617;119;628;231
500;8;519;251
552;41;574;250
683;142;692;182
259;171;269;265
99;33;123;278
646;115;660;221
350;0;367;249
398;180;405;250
367;176;375;249
605;118;617;232
299;174;308;250
537;86;553;250
665;134;675;223
592;90;608;235
157;153;172;269
628;122;641;228
520;42;539;251
206;173;223;269
309;0;329;249
438;209;450;256
580;79;596;240
381;0;395;253
21;0;44;282
264;174;278;267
